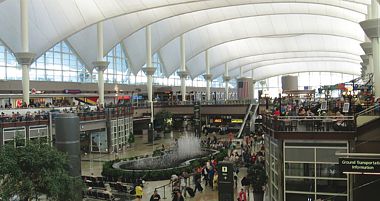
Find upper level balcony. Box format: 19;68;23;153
262;114;357;140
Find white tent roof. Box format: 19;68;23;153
0;0;369;80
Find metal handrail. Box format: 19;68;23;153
154;181;172;199
355;104;380;117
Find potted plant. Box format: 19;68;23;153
128;132;135;147
248;163;268;201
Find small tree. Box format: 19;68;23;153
155;110;173;132
0;142;83;201
248;163;268;201
128;132;135;144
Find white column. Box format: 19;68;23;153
180;35;186;102
144;25;156;124
98;69;105;105
205;51;211;101
97;22;105;107
21;0;29;105
224;63;230;100
146;25;153;103
240;67;243;78
252;70;256;100
372;0;380;97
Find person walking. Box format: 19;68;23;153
135;184;143;201
238;188;247;201
150;189;161;201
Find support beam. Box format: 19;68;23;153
223;63;230;100
252;70;256;100
143;25;156;124
360;0;380;98
15;0;35;106
178;34;188;102
203;50;212;101
93;22;109;107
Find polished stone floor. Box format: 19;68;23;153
81;131;268;201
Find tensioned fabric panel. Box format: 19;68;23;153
0;0;369;80
66;1;367;73
187;35;363;78
211;52;361;79
2;0;366;57
241;61;360;80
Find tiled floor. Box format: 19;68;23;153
81;131;268;201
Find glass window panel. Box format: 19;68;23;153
316;179;347;194
6;54;17;66
29;69;36;80
285;147;314;162
7;67;22;80
285;163;315;177
0;66;5;79
316;148;346;163
316;164;345;178
37;70;45;81
285;193;314;201
316;195;347;201
286;178;315;192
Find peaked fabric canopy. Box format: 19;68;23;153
0;0;369;80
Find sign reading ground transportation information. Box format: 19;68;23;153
339;158;380;174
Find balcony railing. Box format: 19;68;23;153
132;99;257;108
262;114;356;133
0;105;133;128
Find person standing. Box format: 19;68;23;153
180;176;187;197
172;190;185;201
202;165;209;186
135;184;143;201
150;189;161;201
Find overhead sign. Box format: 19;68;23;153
231;119;243;123
339;158;380;174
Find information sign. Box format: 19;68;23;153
339;158;380;174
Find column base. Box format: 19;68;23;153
203;74;213;81
360;42;373;55
142;67;156;76
93;61;110;71
360;55;369;65
15;52;35;66
223;75;231;82
360;18;380;38
177;70;189;79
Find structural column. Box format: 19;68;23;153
252;70;256;100
15;0;35;106
203;50;212;101
178;34;188;102
223;63;231;100
142;25;156;123
93;22;109;107
360;0;380;98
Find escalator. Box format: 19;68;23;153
353;104;380;200
236;103;258;138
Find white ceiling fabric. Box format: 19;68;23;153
238;61;360;80
184;33;364;78
0;0;369;80
211;51;362;79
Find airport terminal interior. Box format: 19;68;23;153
1;0;380;201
